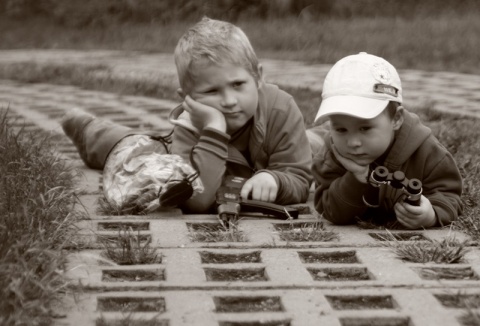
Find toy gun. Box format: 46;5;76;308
363;166;422;208
216;175;299;227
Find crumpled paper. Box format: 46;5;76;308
103;134;203;212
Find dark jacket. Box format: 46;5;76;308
169;83;313;213
312;110;463;226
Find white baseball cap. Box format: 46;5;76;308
315;52;402;122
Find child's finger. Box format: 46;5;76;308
396;216;417;229
240;181;253;200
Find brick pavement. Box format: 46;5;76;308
1;49;480;118
1;50;480;326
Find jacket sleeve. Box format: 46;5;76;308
261;97;313;205
312;148;370;224
421;151;463;226
170;126;230;213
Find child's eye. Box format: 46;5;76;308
334;128;347;133
360;126;371;132
204;89;217;94
233;81;245;88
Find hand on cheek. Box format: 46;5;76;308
183;96;226;132
331;144;369;183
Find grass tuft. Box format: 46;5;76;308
188;223;247;243
379;231;469;264
96;313;168;326
99;227;159;265
277;219;339;242
0;108;80;325
96;195;150;216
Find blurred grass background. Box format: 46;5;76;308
1;0;480;74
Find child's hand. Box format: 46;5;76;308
183;96;226;133
240;172;278;202
331;144;369;183
394;195;436;229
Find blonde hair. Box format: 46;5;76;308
174;17;260;92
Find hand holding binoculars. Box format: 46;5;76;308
363;166;422;207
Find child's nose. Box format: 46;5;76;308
221;90;237;108
347;135;362;147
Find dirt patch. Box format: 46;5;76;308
434;293;480;308
298;250;358;264
204;268;267;282
96;316;168;326
97;222;150;231
416;267;478;280
308;267;371;281
326;295;395;309
97;234;151;244
340;317;410;326
102;269;164;282
218;321;290;326
97;297;166;312
200;251;261;264
214;296;283;312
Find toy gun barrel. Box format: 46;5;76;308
218;202;241;228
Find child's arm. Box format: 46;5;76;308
252;96;313;205
182;96;226;133
170;125;229;212
399;151;463;227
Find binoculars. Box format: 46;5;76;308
363;166;422;208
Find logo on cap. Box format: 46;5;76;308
372;63;391;84
374;84;398;97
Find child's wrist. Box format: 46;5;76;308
205;121;226;133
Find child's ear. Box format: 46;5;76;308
177;88;186;99
257;64;264;88
393;106;405;130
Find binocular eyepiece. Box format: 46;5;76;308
363;166;422;207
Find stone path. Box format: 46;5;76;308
1;50;479;326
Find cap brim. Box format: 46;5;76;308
315;96;389;122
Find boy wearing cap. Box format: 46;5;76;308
312;52;462;229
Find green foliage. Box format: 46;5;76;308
97;196;150;216
411;107;480;243
2;14;480;74
99;227;159;265
96;313;168;326
2;0;480;24
278;220;339;242
188;223;247;243
0;109;80;325
380;232;469;264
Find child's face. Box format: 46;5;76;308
329;110;400;166
187;62;260;134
